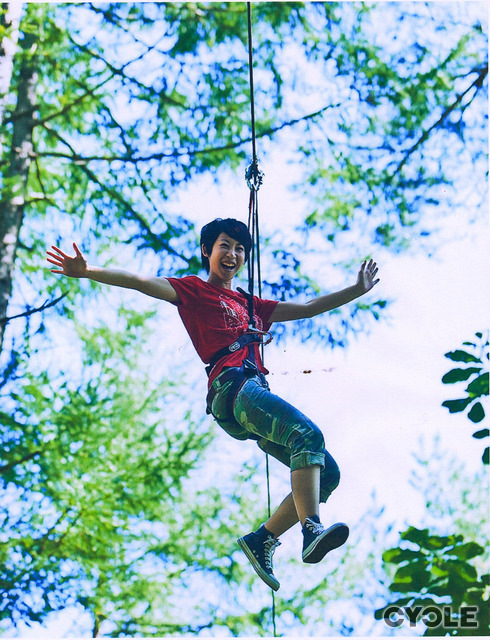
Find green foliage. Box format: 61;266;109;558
376;527;489;636
409;438;489;553
377;335;490;637
296;3;487;257
0;307;226;634
3;2;487;354
3;303;351;636
442;332;489;464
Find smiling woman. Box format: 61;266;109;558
205;233;245;280
199;218;251;288
46;216;379;592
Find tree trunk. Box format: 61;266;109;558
0;3;22;124
0;12;37;354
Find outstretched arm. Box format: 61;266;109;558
269;259;379;322
47;243;179;303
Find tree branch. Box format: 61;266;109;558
0;449;42;475
4;70;114;127
78;162;194;264
0;293;67;327
68;34;187;108
28;102;341;165
391;65;488;178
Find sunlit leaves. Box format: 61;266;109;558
0;307;216;632
1;4;488;633
3;2;486;353
295;3;487;256
376;527;489;635
442;332;489;464
377;335;490;635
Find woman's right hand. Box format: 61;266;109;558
47;243;88;278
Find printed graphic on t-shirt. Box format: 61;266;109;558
219;295;262;337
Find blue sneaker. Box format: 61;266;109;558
238;526;281;591
302;516;349;564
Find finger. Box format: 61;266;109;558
50;269;64;274
46;257;63;266
73;242;82;256
46;251;63;261
51;245;70;259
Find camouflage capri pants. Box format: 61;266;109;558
207;368;340;503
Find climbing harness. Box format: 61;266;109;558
205;332;263;377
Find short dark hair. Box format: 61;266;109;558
200;218;252;273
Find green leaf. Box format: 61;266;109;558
468;403;486;424
444;350;481;364
483;447;489;465
441;367;482;384
465;373;489;398
394;561;430;585
425;533;463;551
472;427;489;439
400;526;431;546
383;547;427;564
388;581;415;593
450;542;485;561
445;559;478;582
442;398;472;414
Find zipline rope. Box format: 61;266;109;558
245;3;277;636
247;1;257;161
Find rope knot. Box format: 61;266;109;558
245;155;265;191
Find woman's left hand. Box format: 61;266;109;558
356;259;380;293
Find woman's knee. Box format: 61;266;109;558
319;453;341;503
289;422;325;464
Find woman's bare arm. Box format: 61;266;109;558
47;243;179;303
270;259;379;322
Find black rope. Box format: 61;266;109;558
245;3;277;636
246;195;256;327
247;2;257;162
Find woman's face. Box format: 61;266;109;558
203;232;246;287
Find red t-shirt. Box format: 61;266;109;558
167;276;278;385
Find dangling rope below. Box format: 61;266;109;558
245;3;277;636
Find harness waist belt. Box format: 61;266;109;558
205;364;267;418
205;332;263;377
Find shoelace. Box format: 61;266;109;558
263;538;281;570
305;519;325;535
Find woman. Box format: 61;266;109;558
47;217;379;591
